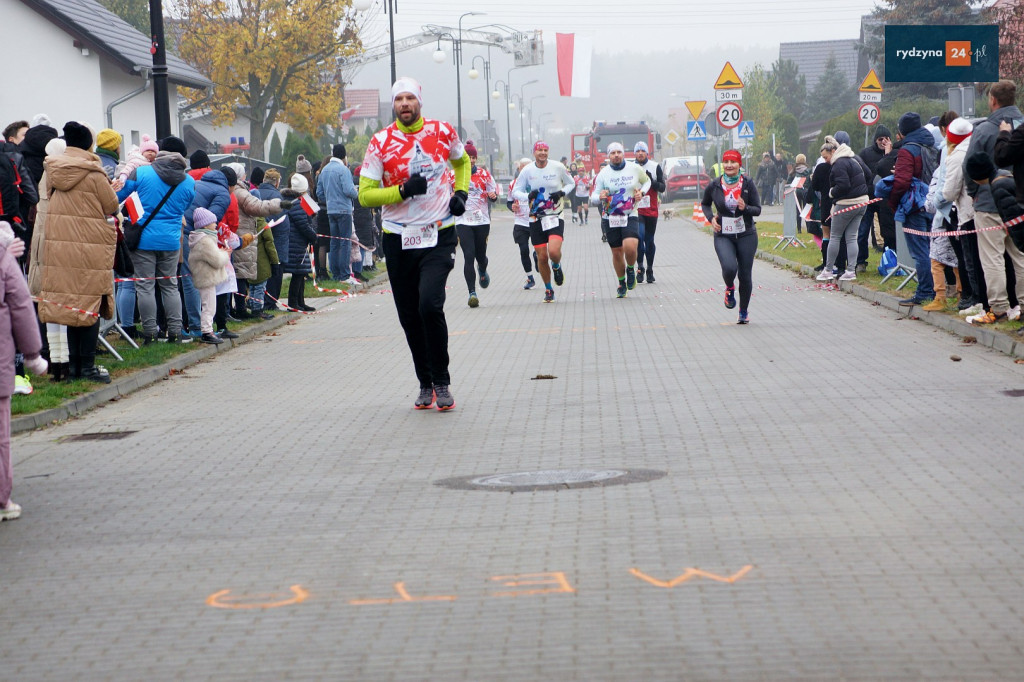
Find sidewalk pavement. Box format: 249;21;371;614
3;211;1024;681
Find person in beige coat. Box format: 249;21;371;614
27;137;71;381
226;163;289;318
36;122;117;383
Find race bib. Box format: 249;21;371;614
401;224;439;249
541;215;561;231
721;216;745;235
637;196;651;209
609;215;628;228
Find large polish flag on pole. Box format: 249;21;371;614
556;33;592;98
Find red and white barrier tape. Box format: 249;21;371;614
255;223;376;252
830;198;882;216
114;273;191;283
32;297;101;318
308;248;353;295
902;214;1024;237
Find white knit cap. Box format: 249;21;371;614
392;77;422;104
607;142;624;154
634;141;649;153
225;162;246;183
45;137;67;157
290;173;308;193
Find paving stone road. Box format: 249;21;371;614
2;210;1023;681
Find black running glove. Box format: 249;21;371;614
449;190;468;216
549;191;565;203
400;174;428;199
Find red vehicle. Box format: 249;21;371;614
570;121;660;174
662;156;711;202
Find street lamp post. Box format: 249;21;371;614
148;0;171;138
468;55;493;170
455;11;484;140
528;94;545;147
518;79;538;156
536;112;553;143
492;79;514;175
352;0;398;85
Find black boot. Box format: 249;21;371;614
68;355;82;380
297;275;315;312
287;275;303;311
815;240;829;272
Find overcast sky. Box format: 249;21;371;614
346;0;884;160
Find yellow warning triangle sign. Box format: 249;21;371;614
714;62;744;89
859;69;883;92
685;101;706;120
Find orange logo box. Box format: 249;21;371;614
946;41;972;67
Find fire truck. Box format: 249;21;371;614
570;121;660;174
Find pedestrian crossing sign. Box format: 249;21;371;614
737;121;755;139
686;120;707;140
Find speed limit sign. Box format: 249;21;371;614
858;103;880;126
716;102;743;130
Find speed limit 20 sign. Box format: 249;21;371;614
858;103;880;126
716;102;743;130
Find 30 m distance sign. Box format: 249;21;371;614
716;102;743;130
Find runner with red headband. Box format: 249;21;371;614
701;149;762;324
511;141;575;302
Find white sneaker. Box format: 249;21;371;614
959;302;984;317
816;268;835;281
344;277;361;288
838;270;857;281
0;501;21;521
1008;305;1021;321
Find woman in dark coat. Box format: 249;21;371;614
313;157;332;280
281;174;318;311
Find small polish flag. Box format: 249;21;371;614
800;203;812;221
556;33;593;98
300;194;320;216
790;176;806;189
124;191;144;224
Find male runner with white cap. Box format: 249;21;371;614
358;77;470;411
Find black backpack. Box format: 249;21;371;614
907;142;940;185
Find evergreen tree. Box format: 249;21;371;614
268;130;283;167
99;0;149;33
282;130;320;177
805;54;855;122
770;59;807;120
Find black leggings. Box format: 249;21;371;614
456;224;490;293
513;225;536;273
637;214;658;269
714;231;757;311
67;320;101;372
383;227;457;388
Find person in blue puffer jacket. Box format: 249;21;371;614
179;168;231;337
116;136;195;343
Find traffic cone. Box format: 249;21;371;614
692;202;707;226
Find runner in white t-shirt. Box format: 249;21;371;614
507;158;538;289
590;142;651;298
510;141;575;303
455;141;497;308
358;77;470;410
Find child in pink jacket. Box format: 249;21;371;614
0;221;47;521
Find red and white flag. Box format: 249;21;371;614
300;194;320;216
124;191;144;224
556;33;592;98
800;203;812;221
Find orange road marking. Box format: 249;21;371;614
489;572;576;597
628;565;753;588
349;582;457;605
206;584;309;609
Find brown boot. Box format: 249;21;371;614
922;260;947;311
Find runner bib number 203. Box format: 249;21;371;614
402;224;439;249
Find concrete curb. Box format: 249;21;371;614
682;218;1024;360
12;270;389;435
752;236;1024;359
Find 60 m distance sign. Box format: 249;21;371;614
716;102;743;130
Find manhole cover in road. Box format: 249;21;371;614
435;468;666;492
